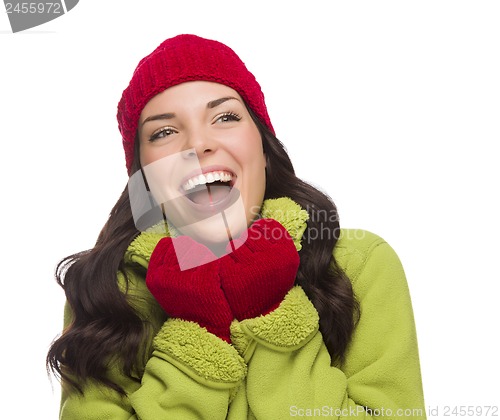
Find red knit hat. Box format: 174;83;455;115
117;34;274;174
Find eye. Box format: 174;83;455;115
215;112;242;124
149;127;177;142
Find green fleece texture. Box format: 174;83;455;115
260;197;309;251
238;286;319;351
59;198;426;419
152;318;246;387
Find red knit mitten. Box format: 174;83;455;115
146;236;233;342
219;219;300;320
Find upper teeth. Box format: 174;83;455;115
182;171;234;191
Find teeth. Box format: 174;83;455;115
182;171;234;191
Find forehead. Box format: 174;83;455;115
141;81;242;115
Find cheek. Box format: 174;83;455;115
139;144;155;167
235;137;266;189
240;136;267;213
234;126;265;161
140;144;174;167
244;127;265;173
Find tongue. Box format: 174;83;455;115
188;184;231;206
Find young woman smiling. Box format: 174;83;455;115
47;34;426;419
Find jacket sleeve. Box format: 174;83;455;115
229;231;426;419
60;318;246;419
59;270;247;420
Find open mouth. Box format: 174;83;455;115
181;170;236;206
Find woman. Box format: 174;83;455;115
47;34;426;419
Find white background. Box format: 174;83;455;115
1;1;499;418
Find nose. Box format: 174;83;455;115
183;129;217;159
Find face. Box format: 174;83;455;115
138;81;266;250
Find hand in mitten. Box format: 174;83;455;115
146;236;233;342
219;219;300;320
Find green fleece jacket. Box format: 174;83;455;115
59;198;426;419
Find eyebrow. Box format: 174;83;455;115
207;96;240;109
141;97;240;127
141;112;176;127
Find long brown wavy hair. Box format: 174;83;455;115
47;106;359;395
